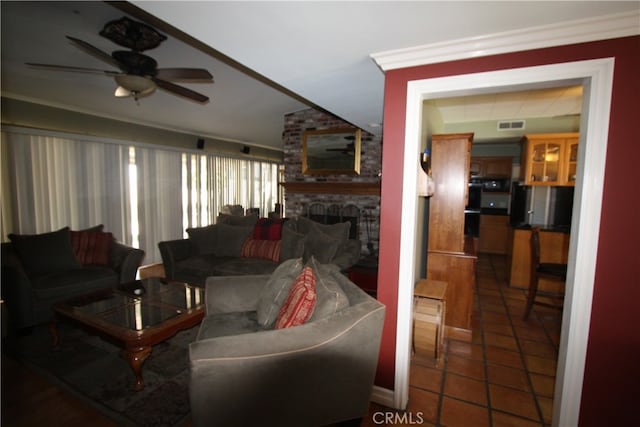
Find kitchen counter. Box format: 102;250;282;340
511;223;571;233
480;208;508;216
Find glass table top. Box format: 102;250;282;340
66;277;204;331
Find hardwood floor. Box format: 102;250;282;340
1;355;117;427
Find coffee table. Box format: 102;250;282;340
51;277;204;391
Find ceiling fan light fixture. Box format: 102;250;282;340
114;74;156;97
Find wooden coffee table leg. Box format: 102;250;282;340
49;317;60;351
124;346;152;391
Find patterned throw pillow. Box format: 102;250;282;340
240;238;282;262
70;231;113;266
252;218;289;240
275;266;317;329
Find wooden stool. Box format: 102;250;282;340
413;279;447;363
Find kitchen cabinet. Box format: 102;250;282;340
478;214;509;254
564;139;579;184
470;156;513;178
427;133;477;342
522;133;579;186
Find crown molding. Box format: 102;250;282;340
371;10;640;71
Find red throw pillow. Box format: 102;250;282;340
240;238;281;262
275;266;317;329
70;231;113;266
252;218;288;240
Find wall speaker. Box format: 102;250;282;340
197;138;205;150
242;146;251;154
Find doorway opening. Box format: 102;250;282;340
419;84;582;422
394;59;614;426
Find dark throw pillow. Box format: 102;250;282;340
280;226;306;262
213;224;253;257
296;216;350;244
186;224;218;255
303;227;340;264
252;217;289;240
9;227;81;275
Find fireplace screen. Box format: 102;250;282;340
304;203;360;240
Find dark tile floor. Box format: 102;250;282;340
363;254;562;427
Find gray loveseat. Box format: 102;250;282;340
188;257;385;427
1;226;145;331
158;216;361;286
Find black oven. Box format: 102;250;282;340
464;181;482;237
480;178;510;192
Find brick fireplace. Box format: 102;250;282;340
282;108;382;255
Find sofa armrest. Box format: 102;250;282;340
109;242;145;283
189;300;385;427
1;245;36;329
332;239;362;270
204;274;270;315
158;239;195;280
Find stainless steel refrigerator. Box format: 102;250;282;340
510;183;574;231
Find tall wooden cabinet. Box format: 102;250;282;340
426;133;477;341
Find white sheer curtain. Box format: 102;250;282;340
212;156;279;219
182;155;280;230
1;128;282;263
135;146;183;262
1;131;131;243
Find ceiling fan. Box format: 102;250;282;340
326;136;356;155
26;16;213;103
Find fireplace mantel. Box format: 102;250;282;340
280;181;381;196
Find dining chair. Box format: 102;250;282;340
523;227;567;320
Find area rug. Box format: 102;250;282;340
2;322;198;427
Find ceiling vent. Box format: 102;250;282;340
497;120;525;131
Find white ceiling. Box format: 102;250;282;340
2;1;638;151
431;86;583;124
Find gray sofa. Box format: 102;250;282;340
1;226;145;331
188;257;386;427
158;216;361;286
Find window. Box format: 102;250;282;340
1;128;282;263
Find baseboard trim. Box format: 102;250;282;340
370;385;396;409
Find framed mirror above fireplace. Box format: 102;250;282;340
302;128;361;175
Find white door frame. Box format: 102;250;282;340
394;58;614;426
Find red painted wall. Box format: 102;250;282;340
376;36;640;424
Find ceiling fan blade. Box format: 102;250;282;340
155;68;213;82
26;63;119;76
66;36;122;69
153;78;209;103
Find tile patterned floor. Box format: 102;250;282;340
363;254;562;427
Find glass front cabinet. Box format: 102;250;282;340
522;133;579;186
